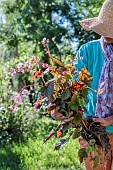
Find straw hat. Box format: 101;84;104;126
79;0;113;38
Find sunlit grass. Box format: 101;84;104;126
0;135;85;170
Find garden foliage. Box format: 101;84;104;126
10;38;111;169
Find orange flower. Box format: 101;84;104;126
33;58;39;64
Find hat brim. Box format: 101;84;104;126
79;17;113;38
79;17;99;31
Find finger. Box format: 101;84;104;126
55;106;60;112
92;118;97;122
63;117;74;123
70;111;74;116
60;116;68;120
92;118;104;125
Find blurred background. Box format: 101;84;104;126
0;0;103;169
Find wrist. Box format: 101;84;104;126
105;116;113;126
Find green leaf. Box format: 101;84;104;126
93;156;100;169
74;113;82;125
60;108;70;117
61;103;66;109
67;101;78;111
42;83;54;97
86;146;93;154
70;105;78;111
78;148;88;164
67;101;75;106
61;89;71;101
81;88;88;97
89;139;96;146
64;73;73;79
47;83;54;97
72;129;81;139
78;98;87;106
54;137;70;150
71;94;77;101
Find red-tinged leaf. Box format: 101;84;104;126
72;80;86;91
57;130;63;138
48;104;57;113
33;71;44;79
57;68;64;74
43;129;56;144
70;66;76;73
90;160;95;169
50;56;64;67
78;67;93;86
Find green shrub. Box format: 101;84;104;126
0;59;49;144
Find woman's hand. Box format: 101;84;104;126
93;115;113;127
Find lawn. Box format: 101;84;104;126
0;135;85;170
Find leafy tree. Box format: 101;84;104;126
0;0;103;59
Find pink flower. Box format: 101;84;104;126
8;105;14;109
14;97;19;104
13;94;23;105
33;100;41;108
17;63;23;68
62;71;69;75
46;39;50;44
79;56;84;60
42;38;50;47
22;89;29;97
44;49;50;54
32;56;36;60
18;68;24;73
41;37;46;45
26;61;31;68
13;106;19;113
18;101;23;105
42;63;49;68
11;69;16;76
11;95;15;100
18;96;23;105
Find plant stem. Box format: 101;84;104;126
85;86;97;93
41;76;46;85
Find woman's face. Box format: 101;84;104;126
103;37;113;44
